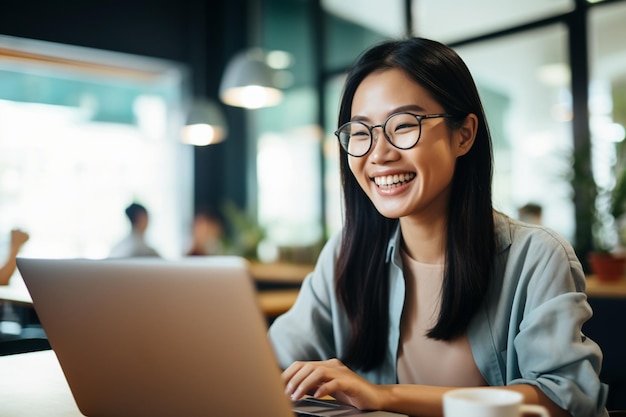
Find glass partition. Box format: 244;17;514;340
260;0;626;256
255;1;323;261
413;0;574;42
456;25;574;240
589;2;626;249
322;0;574;44
0;36;191;269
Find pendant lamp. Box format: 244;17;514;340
219;48;283;109
181;98;227;146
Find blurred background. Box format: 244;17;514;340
0;0;625;268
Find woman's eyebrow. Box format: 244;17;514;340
394;104;428;113
350;104;430;122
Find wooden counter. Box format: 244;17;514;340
249;263;626;298
249;261;313;285
1;263;305;321
257;289;299;318
585;275;626;298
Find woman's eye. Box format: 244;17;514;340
394;123;418;131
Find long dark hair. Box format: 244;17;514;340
335;37;495;371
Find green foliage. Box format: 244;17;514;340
576;139;626;253
611;142;626;220
220;200;265;260
569;141;598;255
569;138;626;254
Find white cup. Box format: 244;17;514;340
443;388;550;417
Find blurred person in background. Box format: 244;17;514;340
517;202;543;225
186;205;224;256
109;202;160;258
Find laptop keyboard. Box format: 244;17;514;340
292;397;355;416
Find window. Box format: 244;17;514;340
456;26;574;239
413;0;574;42
0;36;192;271
257;0;626;261
588;2;626;247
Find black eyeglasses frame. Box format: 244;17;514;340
334;112;453;157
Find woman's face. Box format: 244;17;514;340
348;68;475;221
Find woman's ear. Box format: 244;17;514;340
455;113;478;157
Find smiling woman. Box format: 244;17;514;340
344;68;475;229
267;37;609;417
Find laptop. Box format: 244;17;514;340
17;256;406;417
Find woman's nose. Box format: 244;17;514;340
369;127;398;162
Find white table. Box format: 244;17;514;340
0;350;83;416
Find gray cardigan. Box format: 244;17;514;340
268;212;609;417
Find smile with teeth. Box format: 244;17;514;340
373;172;416;189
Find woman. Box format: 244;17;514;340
268;37;608;417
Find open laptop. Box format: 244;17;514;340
17;256;405;417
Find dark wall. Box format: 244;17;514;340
0;0;250;213
0;1;190;61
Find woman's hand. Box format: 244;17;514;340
281;358;383;411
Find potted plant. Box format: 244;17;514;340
569;134;626;281
586;143;626;282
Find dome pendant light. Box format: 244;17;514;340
181;98;227;146
219;48;283;109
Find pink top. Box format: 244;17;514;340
396;250;487;387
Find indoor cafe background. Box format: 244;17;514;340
0;0;625;268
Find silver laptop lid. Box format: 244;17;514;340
17;256;294;417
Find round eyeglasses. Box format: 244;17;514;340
334;112;452;157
